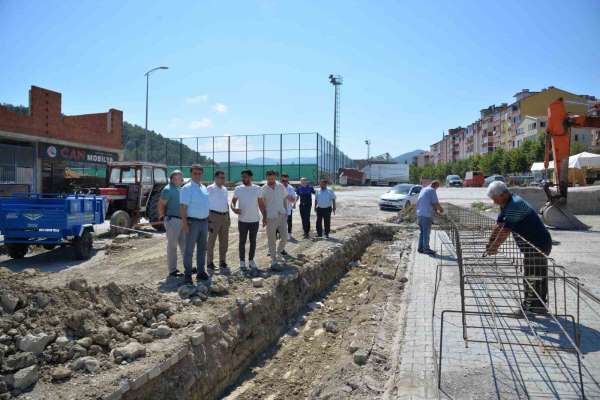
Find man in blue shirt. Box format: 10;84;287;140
485;181;552;314
314;178;336;238
180;164;210;284
296;177;315;238
158;169;185;278
416;180;444;255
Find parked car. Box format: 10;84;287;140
379;184;422;210
464;171;485;187
484;174;505;187
446;174;463;187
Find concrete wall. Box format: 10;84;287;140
512;186;600;215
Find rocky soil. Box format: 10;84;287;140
0;266;221;399
223;235;413;400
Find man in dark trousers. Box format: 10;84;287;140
296;177;315;239
315;178;336;239
485;181;552;314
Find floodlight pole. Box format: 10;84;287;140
329;74;343;183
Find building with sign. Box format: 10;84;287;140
0;86;123;194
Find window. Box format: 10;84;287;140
142;167;153;184
574;134;579;142
154;168;167;184
540;121;546;127
109;168;121;184
119;168;137;183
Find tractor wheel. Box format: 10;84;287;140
73;230;93;260
7;243;29;259
110;210;132;236
147;192;165;232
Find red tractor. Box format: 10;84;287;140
98;162;168;235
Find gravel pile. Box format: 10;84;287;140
0;268;184;398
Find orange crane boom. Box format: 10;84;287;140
542;98;600;229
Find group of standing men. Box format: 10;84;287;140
159;165;336;284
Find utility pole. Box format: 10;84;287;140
365;139;371;166
144;66;168;162
329;74;343;183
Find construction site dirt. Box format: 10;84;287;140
2;187;600;400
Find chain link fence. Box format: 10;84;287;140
131;132;353;183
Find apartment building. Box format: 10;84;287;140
428;86;597;165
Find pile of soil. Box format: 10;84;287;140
386;204;416;224
0;268;184;398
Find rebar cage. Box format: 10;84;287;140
433;204;599;398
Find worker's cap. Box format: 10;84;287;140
169;169;183;179
486;181;509;198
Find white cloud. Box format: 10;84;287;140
189;118;213;130
168;117;185;128
186;95;208;104
213;103;228;113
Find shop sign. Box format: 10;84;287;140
38;142;118;164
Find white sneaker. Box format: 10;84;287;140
249;260;258;269
287;232;292;240
240;260;247;271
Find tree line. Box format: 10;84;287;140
409;133;592;183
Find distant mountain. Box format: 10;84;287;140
393;150;426;164
242;157;317;165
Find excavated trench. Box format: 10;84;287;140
113;223;413;400
223;236;413;400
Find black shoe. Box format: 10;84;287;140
191;267;198;274
220;263;231;275
169;270;183;277
325;234;330;239
304;233;309;239
280;250;289;256
417;249;424;254
423;249;436;256
184;276;193;285
196;271;209;281
207;263;216;271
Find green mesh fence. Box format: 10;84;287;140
167;164;318;183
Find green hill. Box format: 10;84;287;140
122;122;210;165
0;103;209;165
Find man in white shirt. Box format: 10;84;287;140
262;170;288;270
280;173;297;241
206;170;230;274
180;164;210;284
315;178;336;239
231;169;265;275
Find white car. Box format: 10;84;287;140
379;184;422;210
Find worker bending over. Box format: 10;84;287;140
485;181;552;315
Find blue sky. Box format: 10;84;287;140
1;0;599;159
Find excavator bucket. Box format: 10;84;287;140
541;202;590;231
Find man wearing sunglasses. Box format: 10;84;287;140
207;170;230;274
180;165;210;284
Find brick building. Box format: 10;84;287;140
0;86;123;194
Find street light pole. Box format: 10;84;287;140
144;66;168;162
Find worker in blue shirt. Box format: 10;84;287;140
296;177;315;238
485;181;552;314
314;178;336;238
180;164;210;284
416;180;444;255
